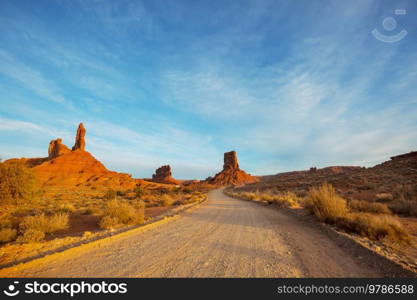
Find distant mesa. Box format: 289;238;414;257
207;151;258;186
152;165;179;184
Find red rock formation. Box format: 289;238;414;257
4;123;148;191
152;165;179;184
72;123;86;151
48;138;71;158
208;151;258;186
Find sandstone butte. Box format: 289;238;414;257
152;165;179;185
208;151;259;185
4;123;149;190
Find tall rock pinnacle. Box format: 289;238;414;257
208;150;258;186
72;123;86;151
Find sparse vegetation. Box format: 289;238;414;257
19;213;69;239
348;199;391;215
226;190;300;208
99;199;144;229
389;184;417;217
305;183;348;223
0;162;39;204
17;229;45;243
227;183;410;244
0;228;17;243
103;188;117;200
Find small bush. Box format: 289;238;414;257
0;228;17;243
103;189;116;200
20;213;69;234
160;194;174;207
17;229;45;243
116;190;125;197
349;199;391;215
58;203;76;213
0;161;39;204
85;206;102;215
272;192;300;207
134;187;145;198
306;183;348;223
99;199;144;229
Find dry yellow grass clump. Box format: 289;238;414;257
18;213;69;243
226;190;300;208
305;183;409;244
99;199;144;229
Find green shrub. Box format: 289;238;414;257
0;161;39;204
306;183;348;223
0;228;17;243
348;199;391;215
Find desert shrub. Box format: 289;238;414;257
57;203;76;213
85;206;102;215
306;183;348;223
134;186;145;198
116;190;126;197
0;228;17;243
348;199;391;215
132;199;145;210
99;199;144;229
182;188;192;194
375;193;393;202
272;192;300;207
103;189;116;200
0;161;39;204
160;194;174;207
17;229;45;243
0;214;13;229
389;184;417;216
338;213;410;244
19;213;69;234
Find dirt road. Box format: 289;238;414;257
3;189;384;277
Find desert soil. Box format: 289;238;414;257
2;189;387;277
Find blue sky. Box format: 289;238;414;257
0;0;416;179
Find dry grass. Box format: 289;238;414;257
0;228;17;243
99;199;144;229
16;229;45;243
228;183;410;244
225;190;300;208
19;213;69;235
338;213;410;244
348;199;391;215
0;161;39;204
305;183;348;223
389;184;417;217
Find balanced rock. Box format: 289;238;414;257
72;123;86;151
208;151;258;186
152;165;179;184
48;138;71;158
